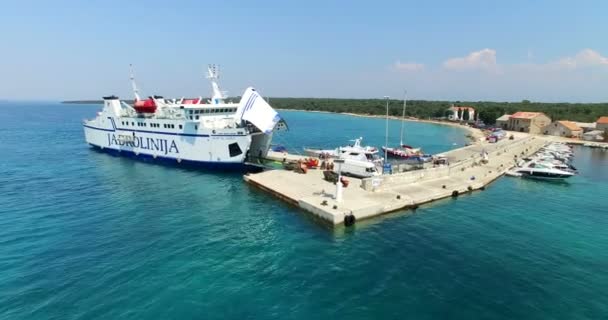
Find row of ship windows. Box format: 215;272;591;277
121;121;183;130
188;108;237;114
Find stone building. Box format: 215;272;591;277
544;121;582;138
504;112;551;134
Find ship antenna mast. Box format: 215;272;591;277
206;64;227;104
129;64;141;101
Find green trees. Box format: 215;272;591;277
263;98;607;124
463;109;470;121
457;108;463;120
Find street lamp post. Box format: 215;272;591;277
334;157;345;203
384;96;390;165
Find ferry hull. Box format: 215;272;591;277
87;143;257;171
84;123;254;169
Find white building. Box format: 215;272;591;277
447;105;476;121
583;130;605;141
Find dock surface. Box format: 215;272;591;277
245;134;546;226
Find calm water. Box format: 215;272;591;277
1;102;607;320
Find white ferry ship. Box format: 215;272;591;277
83;65;284;170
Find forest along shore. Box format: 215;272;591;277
62;98;608;124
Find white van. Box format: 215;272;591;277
333;158;380;178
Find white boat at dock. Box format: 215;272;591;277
513;161;576;180
304;137;383;164
508;142;577;180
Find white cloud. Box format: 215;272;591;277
553;49;608;69
386;48;608;101
393;61;425;72
443;48;497;71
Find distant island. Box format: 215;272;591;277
63;100;124;105
63;98;608;124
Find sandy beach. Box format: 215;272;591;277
278;108;486;144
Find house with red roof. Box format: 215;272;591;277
596;116;608;131
505;112;551;134
545;120;583;138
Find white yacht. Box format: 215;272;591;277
304;137;383;164
83;65;284;170
514;161;576;180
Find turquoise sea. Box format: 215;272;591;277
1;102;607;320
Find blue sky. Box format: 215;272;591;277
1;0;608;101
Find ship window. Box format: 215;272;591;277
132;122;134;126
228;143;243;157
179;124;182;129
195;115;199;120
195;125;198;130
189;110;193;114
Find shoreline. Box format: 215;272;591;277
277;108;486;144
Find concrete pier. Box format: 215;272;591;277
245;134;546;226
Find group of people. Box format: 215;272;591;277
320;160;335;171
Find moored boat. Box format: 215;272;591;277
514;161;576;180
381;91;432;164
304;137;383;164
